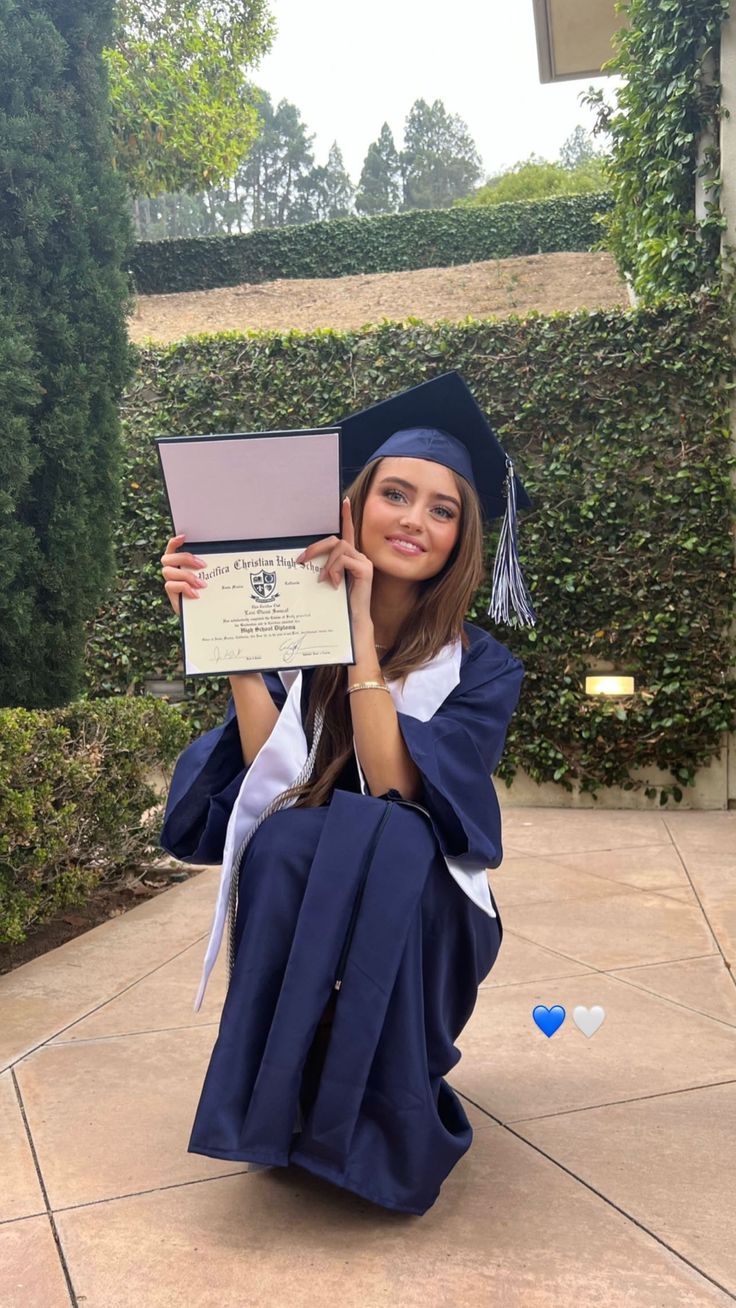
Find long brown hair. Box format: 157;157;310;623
287;457;486;808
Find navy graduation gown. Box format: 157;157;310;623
160;623;524;1215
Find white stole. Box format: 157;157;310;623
193;640;495;1011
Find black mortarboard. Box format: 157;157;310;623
339;371;537;628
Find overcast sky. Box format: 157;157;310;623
254;0;613;182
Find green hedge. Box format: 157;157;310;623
130;192;613;295
0;698;191;943
84;294;736;809
0;0;135;709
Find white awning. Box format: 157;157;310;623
532;0;624;83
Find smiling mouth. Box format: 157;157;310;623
387;536;426;555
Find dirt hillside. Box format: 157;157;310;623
128;251;628;344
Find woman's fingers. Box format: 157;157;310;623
160;533;208;615
319;543;346;587
162;564;207;587
161;553;207;572
295;535;339;565
164;582;187;616
318;540;372;589
341;497;355;548
164;582;201;616
161;543;207;570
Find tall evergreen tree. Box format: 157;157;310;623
235;92;316;229
401;98;482;209
290;164;328;224
559;125;601;169
292;142;354;223
356;123;401;215
0;0;134;706
321;142;355;219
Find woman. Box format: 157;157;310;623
159;371;534;1216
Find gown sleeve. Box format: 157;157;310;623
395;636;524;870
159;672;288;864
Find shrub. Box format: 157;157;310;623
0;697;191;943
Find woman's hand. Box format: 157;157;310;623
160;532;208;616
296;498;373;629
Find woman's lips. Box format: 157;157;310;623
386;536;426;556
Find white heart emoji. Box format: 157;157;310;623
573;1005;606;1038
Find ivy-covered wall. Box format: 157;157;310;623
130;192;612;295
586;0;730;302
84;298;736;806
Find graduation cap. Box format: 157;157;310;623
339;370;537;628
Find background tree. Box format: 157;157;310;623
320;142;355;219
105;0;275;198
235;92;317;229
132;189;213;239
400;98;482;209
290;142;354;223
0;0;134;707
560;124;603;169
356;123;402;215
459;154;610;206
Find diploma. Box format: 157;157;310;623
156;425;355;677
181;546;353;675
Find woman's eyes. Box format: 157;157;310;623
380;488;455;520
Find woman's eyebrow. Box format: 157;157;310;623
377;475;461;509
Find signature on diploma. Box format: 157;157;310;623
211;645;246;664
279;633;306;662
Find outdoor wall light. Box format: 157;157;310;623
585;674;636;697
584;655;637;697
143;677;187;701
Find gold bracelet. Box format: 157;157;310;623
346;680;389;696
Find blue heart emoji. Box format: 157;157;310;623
532;1004;566;1037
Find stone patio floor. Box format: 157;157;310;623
2;807;735;1307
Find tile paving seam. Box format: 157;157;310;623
609;952;721;974
10;1069;79;1307
499;929;719;975
46;1168;251;1216
455;1088;736;1303
662;813;736;850
3;933;211;1070
607;973;736;1030
661;816;736;973
457;1076;736;1127
498;930;612;973
499;885;712;911
0;1210;46;1227
47;1020;219;1048
500;837;677;858
656;837;736;979
479;969;598;990
678;899;736;982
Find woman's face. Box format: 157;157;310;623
359;456;461;582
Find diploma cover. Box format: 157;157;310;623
155;428;355;676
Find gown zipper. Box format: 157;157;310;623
333;798;394;991
332;790;434;992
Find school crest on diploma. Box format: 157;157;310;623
250;569;278;602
